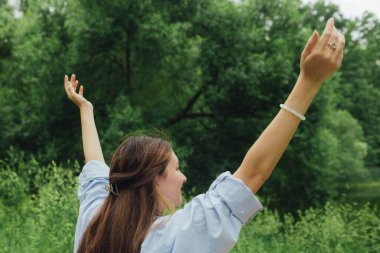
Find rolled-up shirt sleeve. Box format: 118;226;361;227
208;171;263;224
77;160;110;204
141;171;263;253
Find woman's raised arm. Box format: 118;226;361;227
233;18;345;193
64;74;105;163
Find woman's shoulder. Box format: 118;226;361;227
79;160;110;182
141;171;263;253
77;160;109;204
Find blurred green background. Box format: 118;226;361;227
0;0;379;252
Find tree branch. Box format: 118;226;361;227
164;84;208;127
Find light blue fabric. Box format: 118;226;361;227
74;160;263;253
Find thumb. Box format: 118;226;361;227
301;31;319;62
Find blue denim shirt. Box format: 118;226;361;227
74;160;263;253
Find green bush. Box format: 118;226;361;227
0;155;378;253
0;157;78;253
232;203;380;253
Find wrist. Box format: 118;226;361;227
297;71;323;91
297;73;323;91
283;74;321;116
79;102;93;111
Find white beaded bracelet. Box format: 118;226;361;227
280;104;306;121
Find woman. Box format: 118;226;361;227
65;18;344;253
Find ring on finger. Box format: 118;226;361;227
327;41;336;50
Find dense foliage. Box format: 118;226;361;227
0;156;378;252
0;0;379;212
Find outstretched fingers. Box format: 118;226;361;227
69;73;78;91
79;85;84;96
315;18;344;71
70;73;75;84
64;75;72;97
316;17;335;52
64;73;90;108
64;74;80;98
325;26;339;57
64;75;68;89
333;33;345;66
74;80;79;91
301;31;319;62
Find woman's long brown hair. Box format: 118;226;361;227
77;133;173;253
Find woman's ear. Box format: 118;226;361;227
155;173;166;188
156;175;162;187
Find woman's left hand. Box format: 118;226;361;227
299;18;345;86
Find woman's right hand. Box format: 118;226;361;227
64;74;93;110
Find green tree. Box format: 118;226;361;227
0;0;375;212
339;13;380;168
